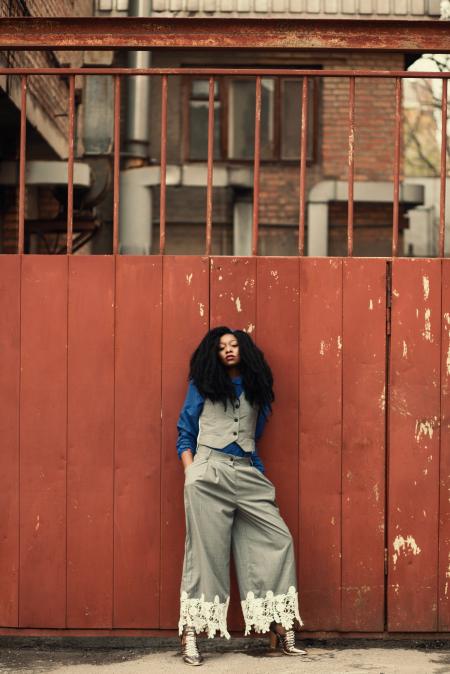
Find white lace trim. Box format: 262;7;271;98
179;591;231;639
240;585;304;635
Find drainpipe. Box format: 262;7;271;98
119;0;153;254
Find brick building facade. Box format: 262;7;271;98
148;48;416;256
0;0;443;256
0;0;94;254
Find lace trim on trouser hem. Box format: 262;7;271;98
240;585;304;636
178;591;231;639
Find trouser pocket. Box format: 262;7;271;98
184;456;209;486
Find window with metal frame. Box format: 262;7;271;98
183;73;317;164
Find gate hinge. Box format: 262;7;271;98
384;547;388;575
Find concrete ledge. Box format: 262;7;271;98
309;179;424;204
0;160;91;188
119;163;253;188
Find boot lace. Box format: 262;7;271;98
184;628;200;657
284;629;295;649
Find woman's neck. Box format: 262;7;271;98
228;366;241;379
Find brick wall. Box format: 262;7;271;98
328;201;409;256
151;50;407;231
0;0;94;156
0;1;93;253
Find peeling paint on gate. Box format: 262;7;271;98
422;275;430;301
392;534;422;567
414;417;438;443
445;313;450;376
422;307;433;342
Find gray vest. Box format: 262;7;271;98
197;392;258;454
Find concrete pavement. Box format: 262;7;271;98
0;637;449;674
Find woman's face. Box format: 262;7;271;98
218;333;240;369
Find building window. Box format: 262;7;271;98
184;74;317;163
228;78;275;160
281;79;315;161
187;79;222;161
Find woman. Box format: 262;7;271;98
176;326;305;666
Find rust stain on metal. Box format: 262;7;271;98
298;76;308;255
439;80;448;257
252;76;261;256
1;18;449;52
18;75;27;254
347;76;355;257
159;74;168;255
392;78;402;257
112;75;121;255
205;76;215;256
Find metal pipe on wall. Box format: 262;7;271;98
119;0;153;255
125;0;152;159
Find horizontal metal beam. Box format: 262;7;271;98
1;67;450;77
0;17;448;52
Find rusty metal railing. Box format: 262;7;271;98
1;66;449;258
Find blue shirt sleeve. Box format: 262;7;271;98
176;380;205;460
251;403;271;473
255;403;270;441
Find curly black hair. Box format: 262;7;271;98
188;326;274;417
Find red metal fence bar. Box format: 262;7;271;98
8;66;449;258
159;74;168;255
205;76;215;257
347;76;355;257
252;76;261;257
113;75;121;256
439;79;448;259
0;17;448;52
2;67;450;78
392;77;402;258
18;76;27;255
66;75;75;255
298;76;308;257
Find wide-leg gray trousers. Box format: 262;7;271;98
178;445;303;639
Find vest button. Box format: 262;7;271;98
233;431;237;436
234;418;238;422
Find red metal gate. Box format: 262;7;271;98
1;254;450;635
0;17;449;638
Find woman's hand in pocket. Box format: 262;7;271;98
182;449;194;472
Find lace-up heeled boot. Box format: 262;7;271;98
180;626;204;666
269;621;307;656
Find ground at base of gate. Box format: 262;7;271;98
0;637;449;674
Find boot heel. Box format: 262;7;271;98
269;622;307;656
268;629;279;655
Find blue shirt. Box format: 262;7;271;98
176;376;267;473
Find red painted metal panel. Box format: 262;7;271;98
210;256;257;632
160;256;209;629
388;259;441;631
298;258;342;630
210;257;256;333
114;257;162;628
439;259;450;630
256;257;299;550
20;256;67;627
5;253;450;635
67;257;115;628
341;259;386;631
0;256;20;626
